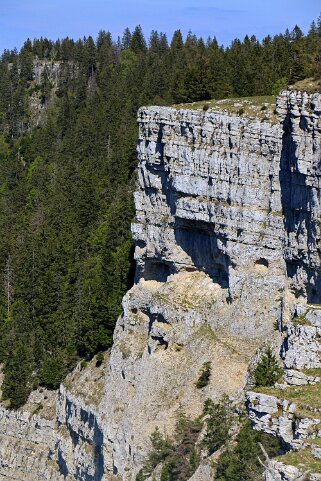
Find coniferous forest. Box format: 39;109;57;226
0;17;320;408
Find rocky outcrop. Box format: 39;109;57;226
282;308;321;369
0;389;62;481
278;92;321;305
265;460;321;481
247;390;321;449
247;307;321;479
33;58;61;85
134;104;286;338
29;59;78;127
1;91;321;480
284;368;320;386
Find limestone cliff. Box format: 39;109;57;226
1;90;321;481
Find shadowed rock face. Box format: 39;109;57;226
1;91;321;481
279;92;321;304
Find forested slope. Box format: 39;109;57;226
0;19;320;408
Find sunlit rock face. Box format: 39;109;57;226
100;91;321;479
134;104;285;339
1;91;321;481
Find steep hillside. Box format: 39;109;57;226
0;90;321;480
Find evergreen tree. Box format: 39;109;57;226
122;28;132;49
253;348;283;387
130;25;147;53
216;421;281;481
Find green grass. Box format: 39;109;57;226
302;369;321;378
172;95;277;123
292;313;310;326
289;77;321;94
275;447;321;473
307;438;321;448
256;382;321;412
292;305;321;327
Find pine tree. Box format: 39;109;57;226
130;25;147;54
122;28;132;49
253;348;283;387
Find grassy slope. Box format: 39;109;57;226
173;95;277;122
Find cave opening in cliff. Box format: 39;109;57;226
143;259;173;282
255;258;269;268
174;218;229;288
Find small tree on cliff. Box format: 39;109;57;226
253;348;283;387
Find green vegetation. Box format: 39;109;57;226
303;368;321;377
0;15;320;407
293;313;310;326
95;351;105;367
202;396;232;454
136;416;201;481
275;447;321;473
137;398;232;480
216;420;282;481
196;361;212;389
137;402;282;480
174;96;277;123
253;348;283;387
258;380;321;411
135;427;171;480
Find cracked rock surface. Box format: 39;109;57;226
1;91;321;480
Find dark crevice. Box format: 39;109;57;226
143;259;173;282
255;258;269;268
148;313;169;334
151;335;168;350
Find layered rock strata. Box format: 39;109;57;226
0;91;321;480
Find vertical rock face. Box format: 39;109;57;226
0;91;321;481
133;105;286;337
100;91;321;479
0;389;62;481
278;92;321;303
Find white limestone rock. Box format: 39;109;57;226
312;446;321;459
246;391;320;448
1;91;321;480
306;309;321;327
265;461;305;481
282;324;321;369
284;368;320;386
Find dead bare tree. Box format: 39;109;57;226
258;443;310;481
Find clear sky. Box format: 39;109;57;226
0;0;320;52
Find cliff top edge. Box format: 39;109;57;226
138;89;321;125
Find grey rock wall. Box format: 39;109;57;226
134;105;286;338
278;92;321;303
1;91;321;480
0;392;62;481
246;390;321;449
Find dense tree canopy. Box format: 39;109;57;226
0;16;320;407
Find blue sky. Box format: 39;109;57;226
0;0;320;52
